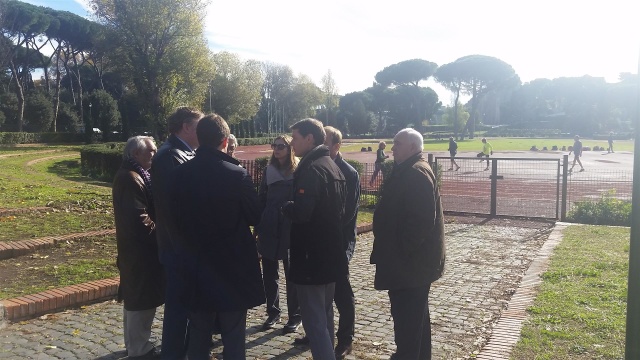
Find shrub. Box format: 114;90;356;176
345;159;363;174
567;190;631;226
80;142;124;182
24;92;54;132
0;132;84;144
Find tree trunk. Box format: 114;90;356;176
9;60;25;132
53;61;61;133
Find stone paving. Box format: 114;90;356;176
0;219;554;359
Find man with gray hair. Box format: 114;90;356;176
112;136;164;359
371;128;445;359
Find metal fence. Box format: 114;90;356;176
435;154;633;219
435;156;561;218
241;155;633;220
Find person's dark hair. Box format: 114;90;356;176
167;106;203;135
196;113;230;149
290;118;325;146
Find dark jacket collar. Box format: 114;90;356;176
393;152;424;173
168;134;195;153
296;145;330;173
196;145;241;166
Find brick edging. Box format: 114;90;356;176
356;223;373;234
1;277;120;322
0;229;116;260
475;222;569;359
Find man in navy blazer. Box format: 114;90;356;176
151;107;203;360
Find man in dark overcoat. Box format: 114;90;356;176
113;136;164;359
170;114;265;360
151;107;203;359
371;128;446;360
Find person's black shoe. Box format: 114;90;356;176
293;336;310;345
334;342;353;359
128;347;160;359
282;319;301;334
261;314;281;330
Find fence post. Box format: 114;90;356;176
561;154;568;221
490;158;497;216
427;154;438;179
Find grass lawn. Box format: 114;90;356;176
0;150;112;210
511;225;628;359
341;138;634;153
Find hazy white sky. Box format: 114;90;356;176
25;0;640;104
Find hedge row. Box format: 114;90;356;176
0;132;86;144
80;143;124;182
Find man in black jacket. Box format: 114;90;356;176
293;126;360;359
282;118;347;360
151;106;203;360
371;128;445;360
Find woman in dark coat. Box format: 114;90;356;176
256;134;302;332
112;136;165;359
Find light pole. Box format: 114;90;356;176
89;103;92;128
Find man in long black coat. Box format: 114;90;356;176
113;136;164;359
371;128;446;360
170;114;265;360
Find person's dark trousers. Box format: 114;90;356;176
388;284;432;360
187;310;247;360
262;257;301;320
334;274;355;345
161;264;189;360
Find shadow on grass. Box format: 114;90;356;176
47;159;112;188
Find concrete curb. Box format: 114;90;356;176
0;229;116;260
0;277;120;322
476;222;570;359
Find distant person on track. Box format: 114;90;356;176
608;132;614;153
477;138;493;171
228;133;238;158
112;136;164;359
448;137;460;171
369;141;389;187
569;135;584;172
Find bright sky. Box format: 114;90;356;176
23;0;640;104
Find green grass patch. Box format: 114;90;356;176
0;236;118;299
0;210;113;242
341;138;634;153
511;225;628;359
0;150;112;210
357;208;374;226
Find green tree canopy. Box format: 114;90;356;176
375;59;438;87
210;51;263;124
91;0;214;136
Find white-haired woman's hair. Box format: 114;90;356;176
123;136;154;160
228;133;238;147
396;128;423;152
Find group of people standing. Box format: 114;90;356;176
112;107;446;360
